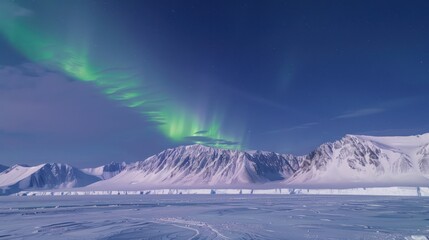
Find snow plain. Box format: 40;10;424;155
0;195;428;239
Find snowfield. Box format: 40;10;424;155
2;134;429;239
0;195;428;239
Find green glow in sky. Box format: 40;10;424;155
0;3;242;149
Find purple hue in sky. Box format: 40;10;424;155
0;64;171;167
1;0;429;167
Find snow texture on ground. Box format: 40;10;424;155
0;195;428;239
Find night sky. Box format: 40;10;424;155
1;0;429;167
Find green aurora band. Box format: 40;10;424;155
0;3;243;149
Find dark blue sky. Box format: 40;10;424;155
1;0;429;167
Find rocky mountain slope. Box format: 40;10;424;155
82;162;127;180
88;144;299;189
286;133;429;187
2;133;429;195
0;163;100;195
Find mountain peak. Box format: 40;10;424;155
174;144;236;152
0;162;100;195
287;132;429;187
2;133;429;195
81;162;127;180
89;143;298;189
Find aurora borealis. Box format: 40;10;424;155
0;1;243;150
1;0;429;167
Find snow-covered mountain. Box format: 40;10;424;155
0;163;100;195
0;164;8;173
82;162;127;180
1;133;429;196
287;133;429;187
88;144;298;189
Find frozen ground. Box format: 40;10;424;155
0;195;428;240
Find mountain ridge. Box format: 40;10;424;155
286;134;429;187
0;163;100;195
88;144;298;189
82;162;127;180
1;133;429;195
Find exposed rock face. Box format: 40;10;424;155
90;144;299;188
82;162;127;180
288;134;429;186
0;163;100;195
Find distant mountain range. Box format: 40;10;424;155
82;162;127;180
0;163;100;195
1;133;429;195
